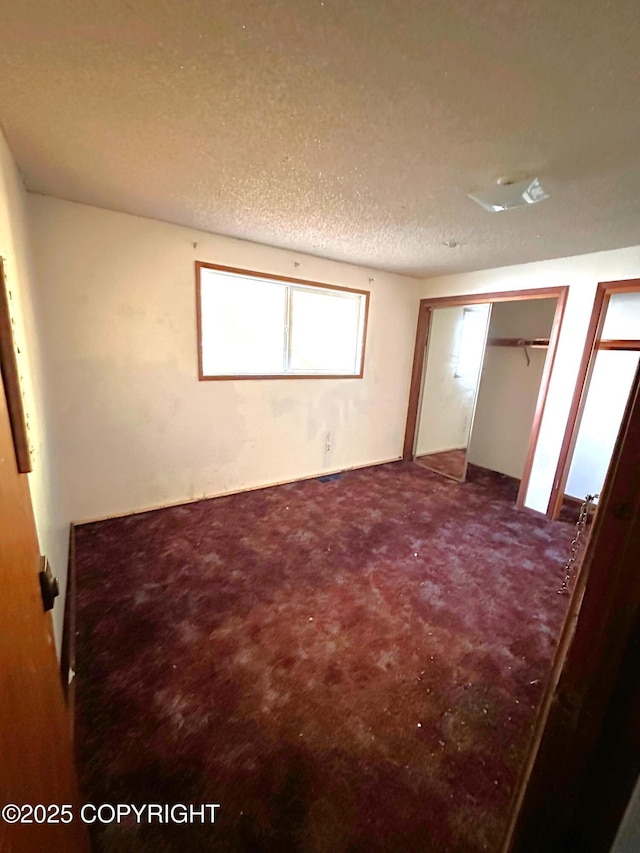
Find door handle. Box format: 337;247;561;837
38;556;60;613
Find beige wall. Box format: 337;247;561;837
28;195;421;524
468;299;557;479
0;132;66;651
420;245;640;512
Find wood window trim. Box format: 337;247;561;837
548;278;640;519
402;286;568;513
195;262;370;381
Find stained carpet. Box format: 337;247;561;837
75;462;574;853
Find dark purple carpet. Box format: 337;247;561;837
74;462;574;852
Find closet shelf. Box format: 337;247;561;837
487;337;550;348
597;339;640;351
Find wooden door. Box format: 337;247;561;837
504;359;640;851
0;357;88;849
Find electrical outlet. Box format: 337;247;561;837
325;431;332;453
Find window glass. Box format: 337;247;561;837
289;288;362;373
197;265;368;379
200;272;286;375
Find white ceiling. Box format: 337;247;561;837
0;0;639;278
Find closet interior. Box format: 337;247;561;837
415;297;558;498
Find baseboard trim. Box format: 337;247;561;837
73;456;404;526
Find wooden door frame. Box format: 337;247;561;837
0;257;32;472
403;286;568;511
548;277;640;519
503;356;640;852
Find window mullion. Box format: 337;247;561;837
284;285;293;372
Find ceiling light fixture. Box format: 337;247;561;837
468;177;549;212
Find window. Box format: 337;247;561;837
196;263;369;379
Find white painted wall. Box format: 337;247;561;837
482;297;558;341
565;291;640;500
0;131;66;650
27;195;421;523
566;355;640;500
416;306;486;455
602;291;640;339
468;299;557;479
419;245;640;513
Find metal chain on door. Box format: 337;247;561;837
558;493;599;594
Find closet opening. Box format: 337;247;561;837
403;287;568;510
549;278;640;519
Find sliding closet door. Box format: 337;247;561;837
414;303;491;481
467;298;557;482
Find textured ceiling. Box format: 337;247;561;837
0;0;639;277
